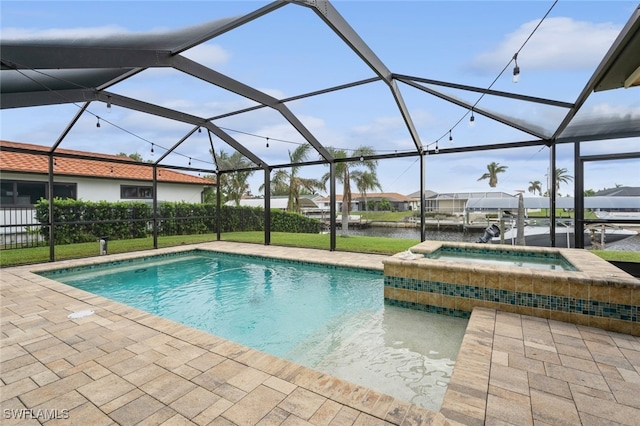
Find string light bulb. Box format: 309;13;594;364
435;142;439;154
469;110;475;127
449;129;453;143
188;157;192;166
151;143;154;156
96;117;101;128
359;156;364;162
266;137;269;148
198;127;202;133
512;53;520;83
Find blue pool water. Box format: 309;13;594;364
41;250;468;410
425;247;576;271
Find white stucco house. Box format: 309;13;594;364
0;140;215;246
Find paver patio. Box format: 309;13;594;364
1;242;639;425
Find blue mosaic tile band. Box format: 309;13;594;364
384;275;637;322
385;298;470;319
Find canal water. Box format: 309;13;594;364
346;226;640;252
346;226;482;243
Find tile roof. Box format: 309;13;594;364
0;141;214;186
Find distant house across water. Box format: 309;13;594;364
407;190;514;215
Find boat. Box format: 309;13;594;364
594;210;640;220
491;219;637;248
465;196;639;248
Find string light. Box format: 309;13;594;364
469;110;475;127
151;143;154;156
198;127;202;133
448;129;453;143
188;157;192;166
266;137;269;148
512;53;520;83
435;142;439;154
11;68;219;169
359;156;364;162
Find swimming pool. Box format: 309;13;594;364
40;249;468;411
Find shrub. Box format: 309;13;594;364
34;199;321;243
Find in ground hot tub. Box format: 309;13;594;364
424;245;576;271
383;241;639;336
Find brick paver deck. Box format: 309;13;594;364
2;242;639;425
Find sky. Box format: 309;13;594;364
1;0;639;198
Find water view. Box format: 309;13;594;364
347;225;640;251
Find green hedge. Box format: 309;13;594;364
34;199;321;243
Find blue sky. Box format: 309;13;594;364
1;1;639;197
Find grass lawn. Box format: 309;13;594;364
1;231;637;267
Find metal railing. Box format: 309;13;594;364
0;206;45;249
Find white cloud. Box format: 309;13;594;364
0;25;129;40
470;17;620;73
182;44;230;69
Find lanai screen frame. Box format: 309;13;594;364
1;1;639;260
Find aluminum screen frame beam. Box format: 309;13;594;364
552;6;640;141
394;74;575;109
294;0;423;152
399;78;550;140
96;91;265;168
171;55;334;162
171;1;288;54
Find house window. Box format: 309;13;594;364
0;180;77;206
121;185;153;199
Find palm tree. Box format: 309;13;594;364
321;146;377;236
351;169;382;212
260;144;323;213
214;149;255;206
477;162;508;187
554;168;573;193
528;180;542;196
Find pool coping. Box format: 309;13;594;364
2;241;639;425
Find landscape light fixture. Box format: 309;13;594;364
512;53;520;83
